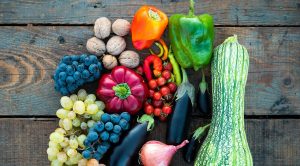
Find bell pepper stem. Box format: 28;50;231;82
189;0;195;16
112;83;131;99
137;114;155;131
199;70;207;93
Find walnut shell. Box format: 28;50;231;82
112;19;131;36
102;54;118;70
86;37;106;56
106;36;126;56
118;50;140;68
94;17;111;39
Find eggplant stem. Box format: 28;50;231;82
181;67;188;83
137;114;155;131
199;70;207;93
192;123;210;140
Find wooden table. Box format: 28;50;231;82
0;0;299;165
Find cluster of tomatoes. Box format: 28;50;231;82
144;62;177;121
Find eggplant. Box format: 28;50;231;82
198;72;210;114
183;124;210;163
110;114;154;166
167;68;194;145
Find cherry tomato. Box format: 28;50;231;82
162;105;172;114
168;82;177;93
135;65;143;75
159;115;167;121
149;89;155;98
153;92;162;101
154;108;162;116
144;105;154;115
157;77;166;87
152;99;163;108
162;70;171;80
163;62;173;71
160;86;171;96
148;79;158;90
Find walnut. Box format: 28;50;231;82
106;36;126;56
94;17;111;39
112;19;131;36
102;54;118;70
118;50;140;68
86;37;106;56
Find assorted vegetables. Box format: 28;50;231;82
49;2;253;166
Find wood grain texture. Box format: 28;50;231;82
0;26;299;116
0;118;299;166
0;0;299;25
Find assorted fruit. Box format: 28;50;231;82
47;0;253;165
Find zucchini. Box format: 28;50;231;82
195;35;253;166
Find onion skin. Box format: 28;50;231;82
140;140;189;166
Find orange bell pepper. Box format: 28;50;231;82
131;6;168;59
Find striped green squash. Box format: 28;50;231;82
195;35;253;166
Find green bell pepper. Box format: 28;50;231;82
168;0;214;71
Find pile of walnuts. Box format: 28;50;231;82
86;17;140;70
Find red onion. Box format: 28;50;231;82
140;140;189;166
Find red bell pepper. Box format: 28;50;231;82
96;66;148;115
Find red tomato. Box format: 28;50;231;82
159;115;167;121
148;79;158;90
162;70;171;80
162;105;172;114
152;99;163;108
149;89;155;98
144;105;154;115
163;62;173;71
168;82;177;93
154;108;162;116
144;101;151;107
163;94;173;101
157;77;166;87
160;86;170;96
153;92;162;101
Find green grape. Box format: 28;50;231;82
69;138;78;149
62;119;73;131
50;132;64;143
67;148;77;157
56;109;69;119
69;153;82;165
95;100;105;111
49;141;61;150
73;101;85;115
64;159;73;166
67;111;76;120
48;154;57;161
72;118;81;127
47;147;59;156
78;159;87;166
84;98;94;107
60;96;73;110
87;120;95;128
86;94;96;102
86;103;98;115
51;160;63;166
58;119;64;128
77;89;87;101
57;152;68;163
80;122;88;130
77;134;86;148
55;128;66;135
70;94;78;102
59;137;69;148
92;110;104;121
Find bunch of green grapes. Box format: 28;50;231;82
47;89;105;166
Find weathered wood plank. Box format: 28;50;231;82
0;0;299;25
0;118;299;166
0;26;299;116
